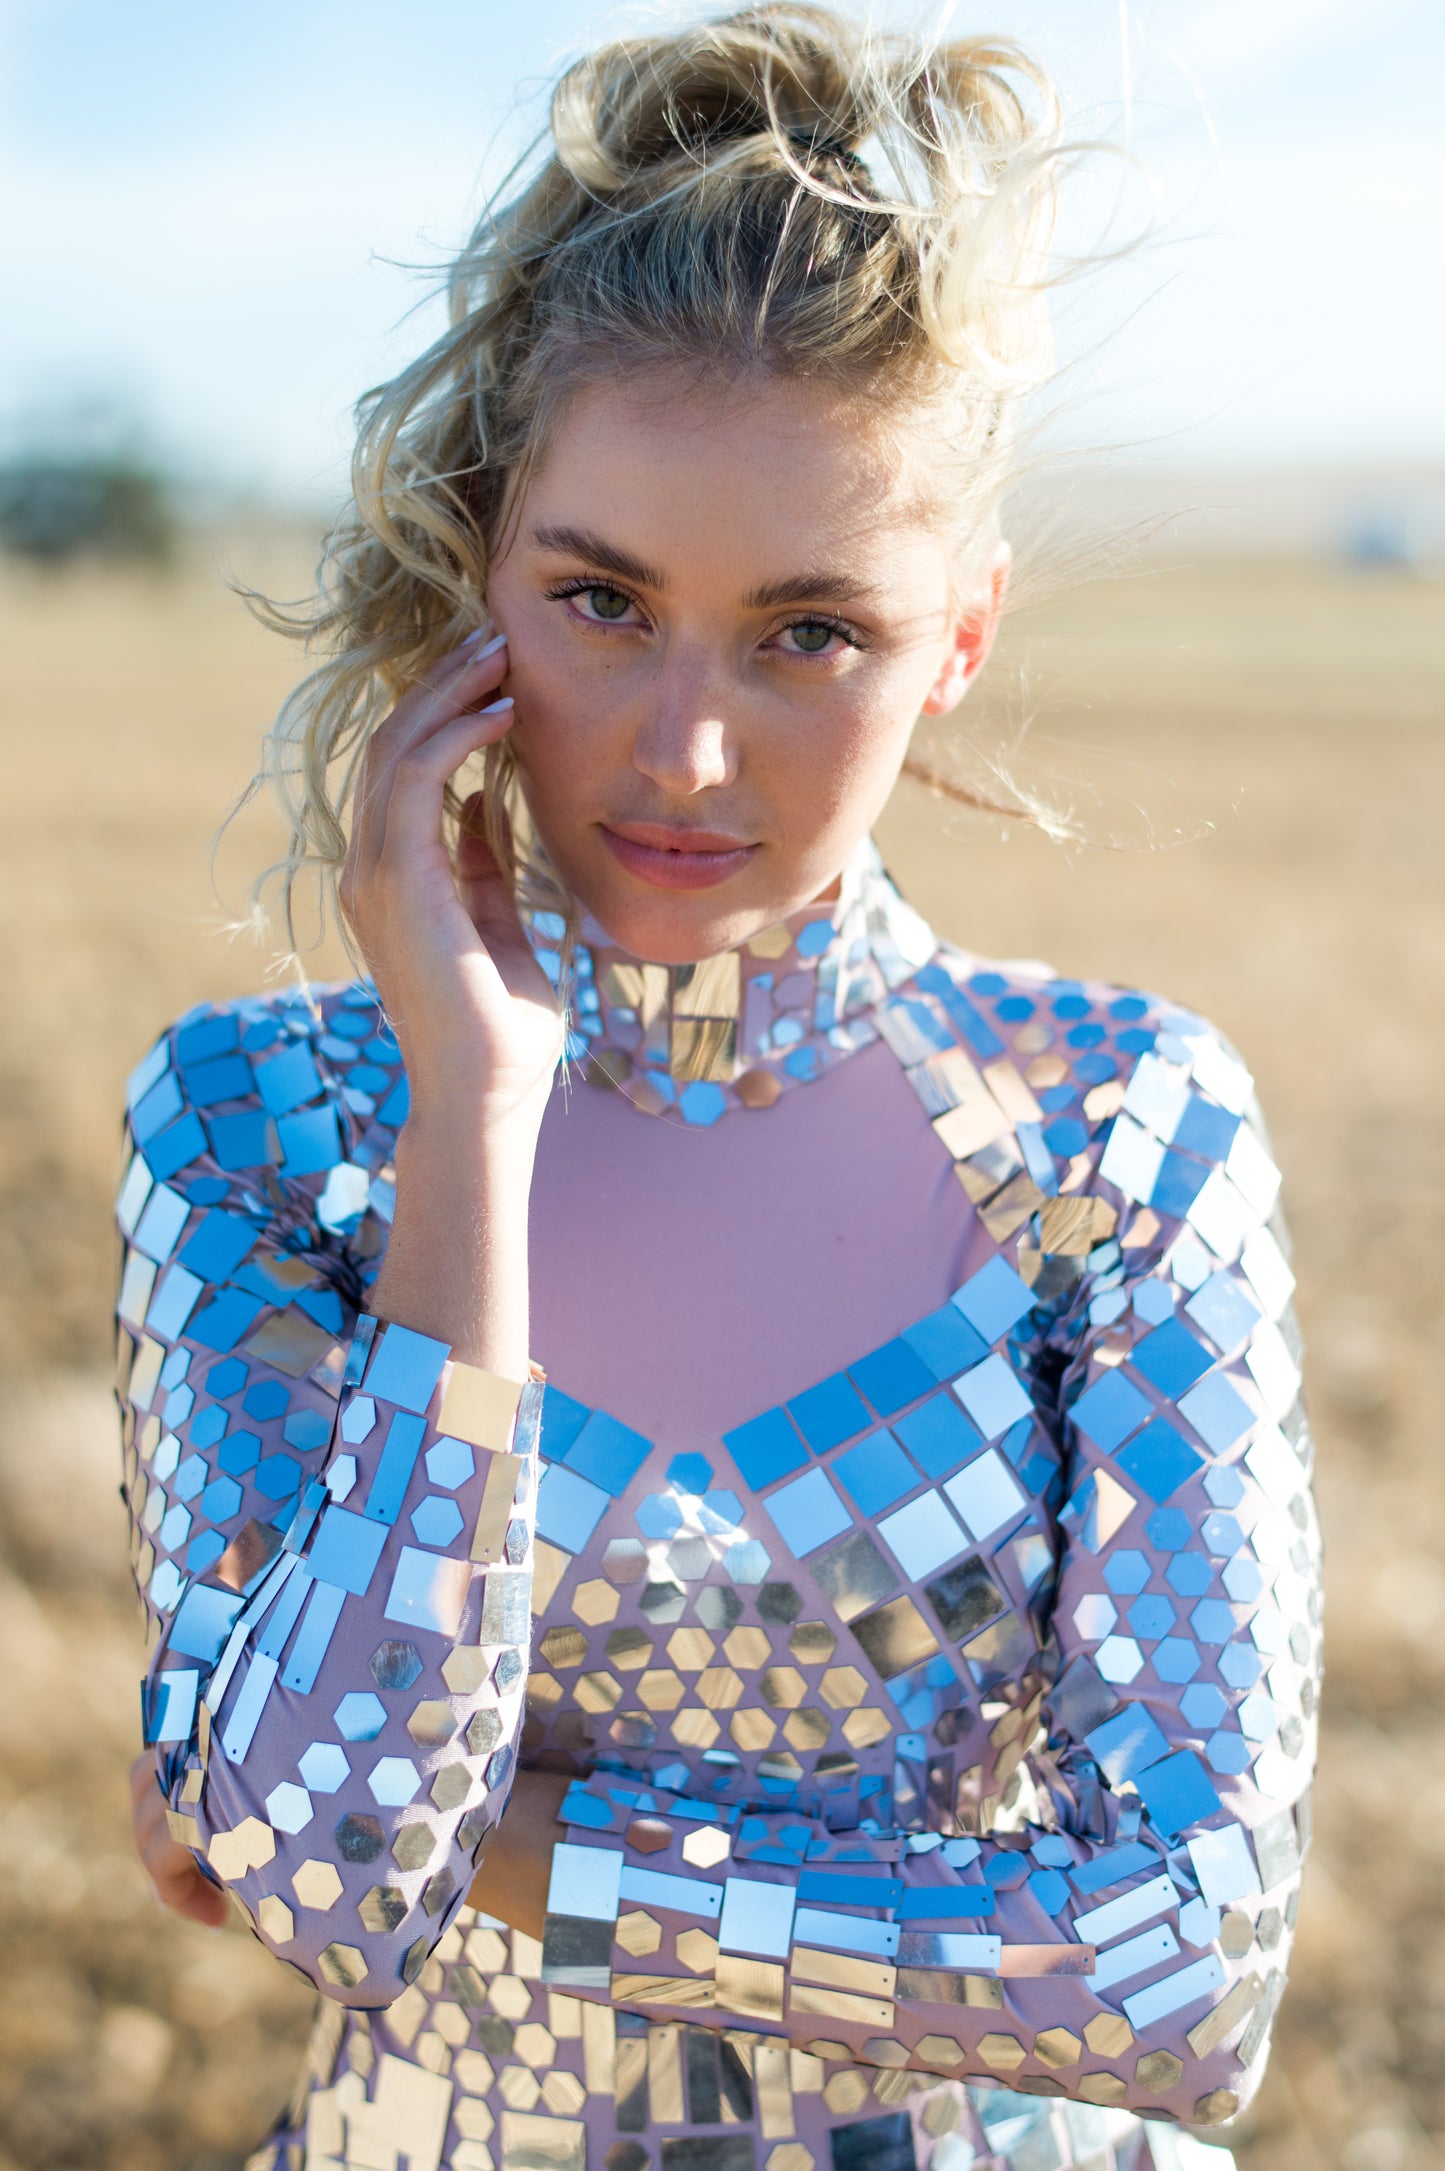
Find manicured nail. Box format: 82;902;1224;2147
464;631;508;659
480;696;513;713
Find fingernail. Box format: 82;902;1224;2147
466;631;508;659
480;696;514;713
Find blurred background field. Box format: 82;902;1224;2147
0;536;1441;2171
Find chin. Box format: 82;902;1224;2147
578;886;767;965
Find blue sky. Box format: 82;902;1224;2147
1;0;1439;503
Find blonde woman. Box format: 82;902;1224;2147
119;9;1319;2169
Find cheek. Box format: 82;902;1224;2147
776;664;931;855
777;677;917;806
504;635;618;797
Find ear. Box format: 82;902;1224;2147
920;544;1012;717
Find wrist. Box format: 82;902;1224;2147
394;1033;556;1133
395;1092;545;1184
372;1109;536;1377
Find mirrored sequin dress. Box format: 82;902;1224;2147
114;843;1320;2171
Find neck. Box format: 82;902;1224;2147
540;839;939;1127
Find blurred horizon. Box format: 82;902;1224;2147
2;0;1441;547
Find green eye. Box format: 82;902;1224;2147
588;587;630;620
790;622;834;653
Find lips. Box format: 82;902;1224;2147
600;821;760;892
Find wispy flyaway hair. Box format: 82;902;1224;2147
248;2;1071;946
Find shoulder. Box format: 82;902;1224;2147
121;979;407;1195
916;940;1247;1074
895;942;1274;1252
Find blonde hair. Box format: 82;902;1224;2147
250;2;1067;948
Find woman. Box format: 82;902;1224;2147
120;10;1320;2169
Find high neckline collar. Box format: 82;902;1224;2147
543;838;938;1127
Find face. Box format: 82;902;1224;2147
485;365;1006;964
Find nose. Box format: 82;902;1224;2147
630;650;735;797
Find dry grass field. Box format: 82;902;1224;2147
0;541;1441;2171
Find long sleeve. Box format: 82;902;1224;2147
533;1010;1321;2135
115;988;541;2006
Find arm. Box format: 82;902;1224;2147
530;1023;1319;2132
122;631;567;2002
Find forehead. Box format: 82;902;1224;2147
521;365;949;588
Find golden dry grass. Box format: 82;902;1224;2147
0;544;1441;2169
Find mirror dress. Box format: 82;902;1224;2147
113;843;1320;2171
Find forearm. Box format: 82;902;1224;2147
370;1102;539;1377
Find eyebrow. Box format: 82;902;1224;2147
745;569;882;610
530;522;882;612
531;524;665;593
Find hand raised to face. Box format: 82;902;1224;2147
339;629;564;1133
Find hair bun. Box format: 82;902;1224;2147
554;5;871;191
785;125;866;163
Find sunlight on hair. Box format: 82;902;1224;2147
238;2;1104;965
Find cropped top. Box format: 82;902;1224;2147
114;842;1320;2171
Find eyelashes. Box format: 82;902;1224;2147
545;578;635;625
777;612;863;655
542;575;869;656
546;579;618;599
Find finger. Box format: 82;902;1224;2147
455;791;527;955
455;794;564;1011
364;636;509;807
455;788;503;892
356;697;513;942
374;699;516;877
130;1754;168;1841
396;628;506;716
153;1853;229;1928
351;635;510;874
128;1756;229;1928
396;632;511;741
132;1794;227;1926
418;626;505;695
356;638;499;813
